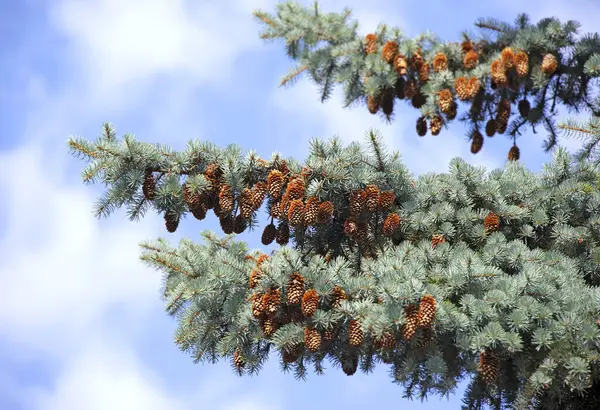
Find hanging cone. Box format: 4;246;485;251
250;181;268;209
364;33;378;55
515;51;529;77
393;54;408;76
500;47;515;70
470;130;484;154
382;40;399;63
518;99;530;118
416;116;427;136
218;185;234;213
233;348;245;370
463;50;478;69
430;115;443;136
304;327;322;352
348;319;364;347
239;188;254;219
330;285;347;308
454;77;469;100
402;304;419;341
484;212;500;233
432;52;448;72
383;213;401;236
248;269;262;289
219;214;234;234
286;272;305;305
304;197;320;225
364;185;379;212
267;169;284;198
485;119;496;137
317;201;334;223
541;53;558;75
286;177;305;201
416;295;437;327
508;145;520;161
367;94;380;114
301;289;319;317
378;191;395;210
466;77;481;99
164;212;179;233
142;169;156;200
275;221;290;245
479;349;499;384
287;199;305;226
233;214;247;234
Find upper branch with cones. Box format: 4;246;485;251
254;1;600;160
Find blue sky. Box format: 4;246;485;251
1;0;599;409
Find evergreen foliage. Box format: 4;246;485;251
69;124;600;409
66;2;600;409
253;1;600;160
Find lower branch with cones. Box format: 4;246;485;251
70;124;600;409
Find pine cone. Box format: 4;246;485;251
518;99;530;118
282;345;302;364
367;94;380;114
438;89;453;113
342;352;359;376
418;62;430;82
304;197;320;225
261;223;276;245
470;130;484;154
364;33;377;55
395;77;406;99
183;183;200;209
317;201;334;224
364;185;379;212
349;191;365;216
375;331;396;350
485;119;497;137
203;163;222;184
260;316;277;337
430;115;443;136
402;304;419;341
286;272;305;305
381;89;395;118
288;199;305;226
301;289;319;317
416;116;427;137
490;60;507;87
275;221;290;245
190;203;207;220
219;214;234;234
250;181;267;209
382;40;399;63
256;253;269;267
286;177;305;201
500;47;515;70
515;51;529;77
218;185;234;213
484;212;500;233
249;269;262;289
348;319;364;347
344;218;358;237
417;295;436;327
541;53;558;75
463;50;478;69
378;191;396;210
431;234;445;248
454;77;469;100
279;193;290;219
142;169;156;200
411;93;426;109
404;79;418;99
267;170;284;199
239;188;254;219
251;293;265;317
304;327;321;352
410;50;424;70
323;327;337;346
466;77;481;99
263;288;281;315
393;54;408;75
164;212;179;233
383;213;401;236
445;101;458;120
496;119;508;135
331;285;347;308
233;214;247;234
508;145;520;161
461;40;474;54
233;348;244;370
479;349;499;384
433;52;448;72
270;199;283;219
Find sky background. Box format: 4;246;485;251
0;0;599;409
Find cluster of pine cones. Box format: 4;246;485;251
241;254;456;377
364;33;560;161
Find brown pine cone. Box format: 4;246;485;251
464;50;478;69
508;144;520;161
317;201;334;223
218;185;234;213
541;53;558;75
219;214;234;234
304;197;320;225
142;169;156;200
239;188;254;219
430;115;443;136
286;272;305;305
402;304;419;341
267;169;284;198
431;234;445;248
454;77;469;100
470;130;484;154
466;77;481;99
378;191;396;210
484;212;500;233
364;33;377;55
515;51;529;77
364;185;379;212
485;119;496;137
164;212;179;233
287;199;305;226
382;40;399;63
383;213;401;236
416;295;436;327
250;181;268;209
393;54;408;75
433;52;448;72
275;221;290;245
301;289;319;317
348;319;364;347
304;327;322;352
367;94;380;114
500;47;515;70
233;214;247;234
418;62;430;82
261;223;277;245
